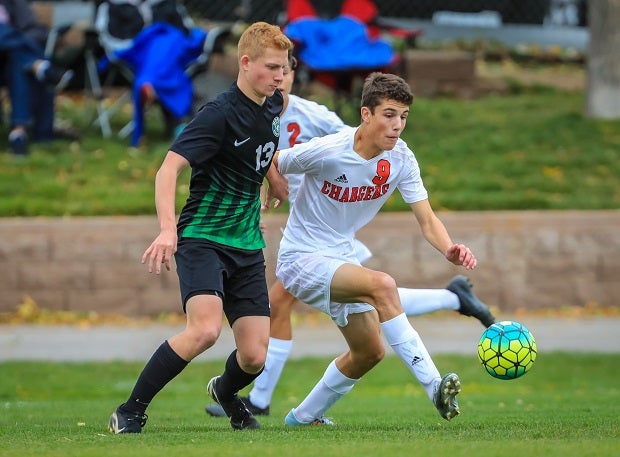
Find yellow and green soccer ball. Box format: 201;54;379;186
478;320;537;380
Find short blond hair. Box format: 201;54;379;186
238;22;293;61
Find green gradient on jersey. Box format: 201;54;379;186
180;167;264;250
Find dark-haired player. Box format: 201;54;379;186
273;72;476;425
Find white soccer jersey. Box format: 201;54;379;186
278;94;347;205
277;127;428;260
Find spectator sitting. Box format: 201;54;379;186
0;0;74;157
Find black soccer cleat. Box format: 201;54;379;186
447;275;496;328
108;406;148;434
206;395;270;417
206;376;260;430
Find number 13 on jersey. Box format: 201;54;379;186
255;141;276;171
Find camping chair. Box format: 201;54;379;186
282;0;422;111
89;0;231;146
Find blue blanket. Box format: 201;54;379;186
113;22;206;146
284;16;394;71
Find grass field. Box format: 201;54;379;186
1;80;619;216
1;353;618;457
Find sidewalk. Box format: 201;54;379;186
1;316;618;362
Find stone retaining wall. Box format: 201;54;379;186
403;50;477;98
1;211;618;316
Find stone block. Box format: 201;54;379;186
67;289;141;315
0;224;50;261
139;289;181;315
0;291;29;312
19;262;92;290
403;50;476;98
0;261;19;289
6;291;68;312
92;263;151;289
405;50;475;80
52;230;123;261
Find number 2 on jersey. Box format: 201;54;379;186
287;122;301;147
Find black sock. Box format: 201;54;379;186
121;340;188;415
217;349;263;401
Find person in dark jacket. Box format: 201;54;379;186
0;0;74;156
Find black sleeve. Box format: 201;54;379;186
169;102;225;166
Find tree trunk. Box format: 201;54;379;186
586;0;620;118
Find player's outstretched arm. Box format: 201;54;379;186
410;199;477;270
141;150;188;274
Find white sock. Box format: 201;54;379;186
248;337;292;409
381;313;441;400
398;288;459;316
293;359;358;423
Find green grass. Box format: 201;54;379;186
410;91;620;211
1;84;619;216
1;353;618;456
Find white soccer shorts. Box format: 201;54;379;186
276;254;374;327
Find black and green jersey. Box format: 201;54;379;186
171;83;283;250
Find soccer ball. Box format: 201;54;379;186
477;320;537;380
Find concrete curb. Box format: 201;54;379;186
1;316;618;362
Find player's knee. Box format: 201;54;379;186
269;288;296;314
175;326;220;359
236;350;266;374
369;271;398;301
270;299;294;320
192;327;220;353
354;344;385;369
368;345;385;366
376;271;397;290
